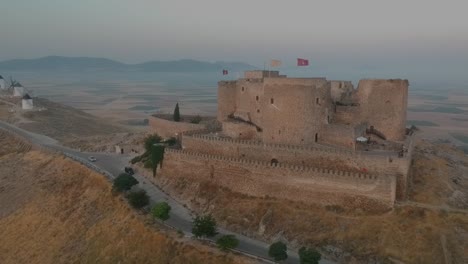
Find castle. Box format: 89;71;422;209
148;71;413;210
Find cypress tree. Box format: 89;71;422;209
173;103;181;122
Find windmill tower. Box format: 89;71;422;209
22;93;34;110
13;82;25;97
0;75;5;89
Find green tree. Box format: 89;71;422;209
173;102;181;122
113;173;138;192
150;144;165;177
299;247;321;264
268;241;288;261
190;115;202;124
151;202;171;221
216;235;239;251
192;214;218;238
144;134;162;153
127;190;149;209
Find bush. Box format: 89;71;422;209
164;137;177;146
299;247;321;264
268;241;288;261
216;235;239;251
192;214;218;238
113;173;138;192
127;190;149;209
190;115;202;124
144;134;162;152
130;154;144;164
151;202;171;221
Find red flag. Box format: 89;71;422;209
222;69;228;75
297;58;309;66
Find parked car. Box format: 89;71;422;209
124;166;135;175
88;156;97;162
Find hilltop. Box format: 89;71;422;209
0;56;256;72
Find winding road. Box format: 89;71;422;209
0;120;335;264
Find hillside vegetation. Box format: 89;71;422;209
0;131;248;264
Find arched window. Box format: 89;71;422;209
315;133;318;142
270;98;274;104
270;159;279;166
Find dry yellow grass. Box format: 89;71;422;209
0;134;249;264
154;141;468;263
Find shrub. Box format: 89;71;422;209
164;137;177;146
268;241;288;261
299;247;321;264
130;155;143;164
177;229;184;237
192;214;218;238
151;202;171;221
216;235;239;251
127;190;149;209
113;173;138;192
144;134;162;152
190;115;202;124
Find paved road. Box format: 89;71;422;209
0;121;335;264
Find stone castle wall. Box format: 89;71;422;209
148;116;205;138
181;134;412;177
160;148;397;208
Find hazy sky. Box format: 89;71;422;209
1;0;467;80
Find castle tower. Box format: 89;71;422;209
356;79;409;141
0;75;5;89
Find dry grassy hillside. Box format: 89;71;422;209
18;98;127;140
0;131;249;264
151;139;468;263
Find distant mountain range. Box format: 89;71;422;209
0;56;256;72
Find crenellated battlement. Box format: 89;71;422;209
183;133;411;159
165;148;379;182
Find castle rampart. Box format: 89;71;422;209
181;134;412;177
160;148;397;208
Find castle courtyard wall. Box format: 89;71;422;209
159;149;397;209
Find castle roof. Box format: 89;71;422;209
22;93;32;100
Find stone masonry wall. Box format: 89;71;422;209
149;116;205;138
182;134;411;176
356;79;409;141
160;149;397;208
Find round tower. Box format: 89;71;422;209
22;94;34;110
13;83;25;97
0;75;5;90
